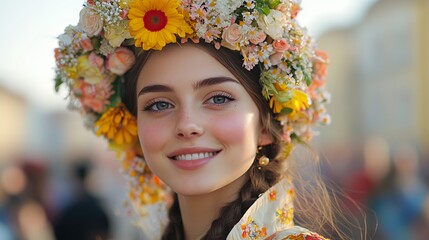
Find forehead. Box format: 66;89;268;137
137;44;236;87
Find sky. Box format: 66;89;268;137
0;0;377;111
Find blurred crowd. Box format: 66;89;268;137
322;137;429;240
0;153;141;240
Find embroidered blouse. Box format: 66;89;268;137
226;178;328;240
137;178;328;240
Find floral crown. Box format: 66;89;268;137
54;0;330;234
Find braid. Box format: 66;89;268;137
161;194;185;240
202;144;283;239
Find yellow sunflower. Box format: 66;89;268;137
95;103;138;146
128;0;193;50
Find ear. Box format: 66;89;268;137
258;131;273;146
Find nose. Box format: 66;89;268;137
175;107;204;138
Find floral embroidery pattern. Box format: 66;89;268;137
269;190;277;201
241;217;267;239
283;232;328;240
276;204;294;225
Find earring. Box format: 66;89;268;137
258;155;270;166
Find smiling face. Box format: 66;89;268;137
136;44;264;196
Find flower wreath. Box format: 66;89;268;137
54;0;330;235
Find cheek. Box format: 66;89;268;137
211;111;259;145
137;120;169;154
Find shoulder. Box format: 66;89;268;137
266;226;329;240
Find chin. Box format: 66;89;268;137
171;179;221;196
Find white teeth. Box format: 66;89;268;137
175;152;216;161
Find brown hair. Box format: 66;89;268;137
123;42;356;239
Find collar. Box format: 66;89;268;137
227;178;295;239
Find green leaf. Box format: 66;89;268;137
91;36;101;49
122;38;136;46
280;107;293;115
290;132;305;144
269;0;281;8
255;0;265;6
105;77;124;109
261;5;271;15
54;75;63;92
304;73;312;86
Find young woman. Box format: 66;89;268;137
54;0;341;239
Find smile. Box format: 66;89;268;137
173;151;218;161
168;149;221;170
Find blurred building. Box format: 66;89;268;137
317;0;429;151
0;85;28;163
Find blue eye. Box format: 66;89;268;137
207;93;234;105
212;96;228;104
145;101;172;111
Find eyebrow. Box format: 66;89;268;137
138;84;173;97
137;77;239;97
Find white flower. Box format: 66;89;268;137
257;9;287;39
79;7;103;37
243;52;259;70
322;90;332;103
295;68;303;81
242;11;255;24
320;114;331;125
244;0;255;9
58;33;73;46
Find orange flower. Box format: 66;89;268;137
312;50;329;84
269;191;277;201
95;103;138;145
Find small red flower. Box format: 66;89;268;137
269;191;277;201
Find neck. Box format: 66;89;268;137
178;174;248;240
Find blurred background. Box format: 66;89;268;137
0;0;428;239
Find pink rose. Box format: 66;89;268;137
88;52;104;70
81;38;93;52
272;39;290;53
249;31;266;45
269;52;284;65
79;7;103;37
221;24;242;50
107;47;136;75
